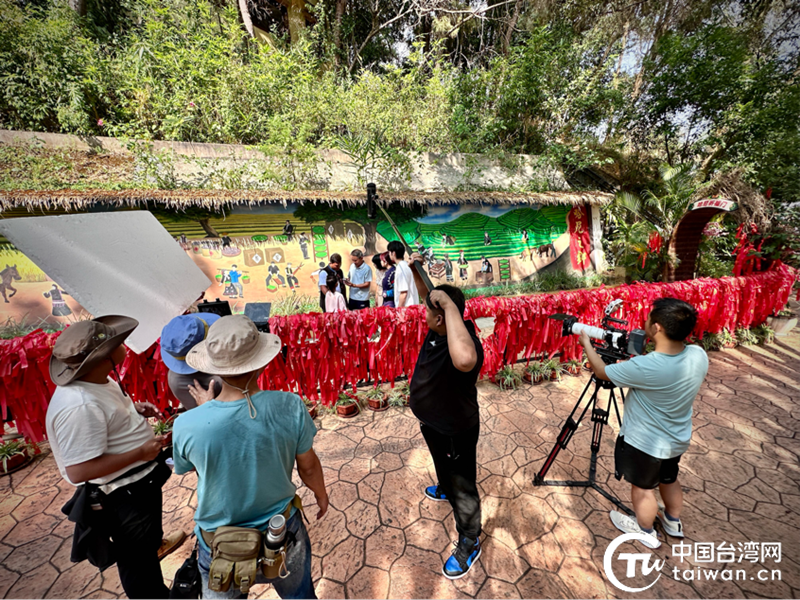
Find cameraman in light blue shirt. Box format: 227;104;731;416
581;298;708;549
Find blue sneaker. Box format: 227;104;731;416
424;485;448;502
443;536;481;579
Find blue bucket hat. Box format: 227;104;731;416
160;313;221;375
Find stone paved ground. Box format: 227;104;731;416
1;328;799;599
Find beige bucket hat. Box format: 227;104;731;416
185;315;281;376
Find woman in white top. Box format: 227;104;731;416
325;273;348;313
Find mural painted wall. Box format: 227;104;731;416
0;203;595;324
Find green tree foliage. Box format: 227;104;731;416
0;0;798;210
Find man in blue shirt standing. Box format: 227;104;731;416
344;249;373;310
173;315;329;598
580;298;708;549
223;265;244;299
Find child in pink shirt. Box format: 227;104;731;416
325;273;347;313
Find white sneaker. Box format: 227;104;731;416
609;510;661;549
657;503;684;538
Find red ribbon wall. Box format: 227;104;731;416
2;265;796;442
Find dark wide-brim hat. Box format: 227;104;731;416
49;316;138;386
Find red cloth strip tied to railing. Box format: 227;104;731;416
0;265;796;441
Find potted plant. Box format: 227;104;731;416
0;440;32;476
303;397;318;419
242;275;251;285
546;358;564;382
753;323;775;345
523;360;549;384
735;327;758;346
336;392;359;418
563;359;582;376
701;332;722;352
151;416;175;446
767;310;797;336
362;387;389;412
718;328;737;349
388;382;410;407
492;365;522;391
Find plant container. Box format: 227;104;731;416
306;403;318;420
336;403;359;418
367;396;389;412
767;316;797;336
1;450;31;476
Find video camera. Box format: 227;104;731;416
550;299;646;364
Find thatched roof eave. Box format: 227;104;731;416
0;188;612;213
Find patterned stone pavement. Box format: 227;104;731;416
1;327;799;599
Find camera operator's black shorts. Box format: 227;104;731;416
614;436;682;490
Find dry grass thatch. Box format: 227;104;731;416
0;188;612;213
694;170;772;229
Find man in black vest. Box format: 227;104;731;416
318;254;347;311
409;283;484;580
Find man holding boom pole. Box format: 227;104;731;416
408;255;485;579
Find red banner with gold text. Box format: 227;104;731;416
568;206;592;271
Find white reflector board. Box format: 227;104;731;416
0;211;213;353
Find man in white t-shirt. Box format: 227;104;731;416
388;241;419;307
46;316;183;599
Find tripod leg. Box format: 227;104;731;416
535;377;598;485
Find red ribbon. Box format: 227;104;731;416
1;265;796;441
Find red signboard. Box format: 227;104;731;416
568;206;592;271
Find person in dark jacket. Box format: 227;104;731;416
317;254;346;311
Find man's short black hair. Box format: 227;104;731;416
330;253;342;264
426;284;466;317
387;241;406;260
650;298;698;341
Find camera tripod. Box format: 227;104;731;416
534;373;634;516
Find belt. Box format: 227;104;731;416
200;495;302;547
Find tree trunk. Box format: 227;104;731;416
333;0;347;65
501;0;523;54
613;21;629;88
237;0;254;37
363;222;377;255
288;0;306;44
69;0;86;16
198;219;220;238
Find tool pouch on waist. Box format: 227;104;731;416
208;527;261;594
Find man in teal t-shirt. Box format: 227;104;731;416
173;315;329;599
581;298;708;549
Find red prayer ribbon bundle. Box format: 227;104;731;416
1;265;796;441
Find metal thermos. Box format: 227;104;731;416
266;514;286;550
